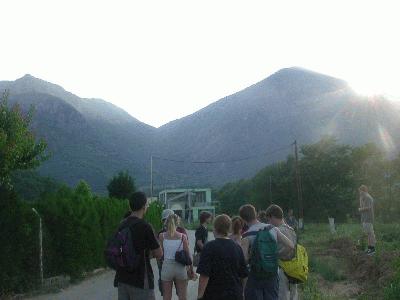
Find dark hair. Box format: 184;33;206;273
265;204;284;219
129;192;147;212
231;216;244;235
257;210;268;223
214;214;231;236
239;204;257;223
199;211;212;224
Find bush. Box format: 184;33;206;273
0;186;40;294
144;200;164;233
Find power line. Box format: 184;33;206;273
152;144;293;164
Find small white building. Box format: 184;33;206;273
158;188;215;223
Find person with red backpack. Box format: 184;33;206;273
106;192;163;300
240;204;294;300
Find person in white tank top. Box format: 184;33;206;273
158;214;194;300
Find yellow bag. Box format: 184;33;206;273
278;244;308;283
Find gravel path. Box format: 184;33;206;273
28;230;211;300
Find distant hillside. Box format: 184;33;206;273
1;75;156;193
154;68;400;186
2;68;399;193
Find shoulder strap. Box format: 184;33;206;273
119;217;142;231
243;224;274;238
242;231;257;238
177;233;184;251
265;224;274;231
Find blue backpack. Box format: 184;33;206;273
105;218;142;272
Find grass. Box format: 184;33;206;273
298;222;400;299
309;256;346;282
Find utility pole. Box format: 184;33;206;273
269;175;272;205
150;155;153;200
32;208;43;287
294;140;304;229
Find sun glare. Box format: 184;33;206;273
349;80;385;97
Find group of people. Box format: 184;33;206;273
113;184;375;300
113;191;299;300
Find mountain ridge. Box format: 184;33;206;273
1;67;399;193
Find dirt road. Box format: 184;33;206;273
28;230;209;300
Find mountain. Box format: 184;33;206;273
154;67;400;186
2;68;399;193
1;75;156;193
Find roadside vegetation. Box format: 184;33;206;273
298;223;400;299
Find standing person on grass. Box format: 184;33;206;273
240;204;294;300
116;192;163;300
266;205;298;300
195;211;212;254
159;213;194;300
359;185;376;255
197;214;248;300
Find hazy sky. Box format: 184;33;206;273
1;0;399;127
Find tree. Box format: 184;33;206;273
107;171;136;199
299;137;355;221
0;92;47;188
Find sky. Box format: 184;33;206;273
1;0;399;127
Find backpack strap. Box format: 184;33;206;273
119;217;143;231
242;224;274;238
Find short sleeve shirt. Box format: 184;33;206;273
197;238;248;300
116;216;160;289
195;225;208;252
360;193;374;223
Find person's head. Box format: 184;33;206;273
129;192;148;216
161;209;175;224
231;216;244;235
239;204;257;224
265;204;284;226
288;208;294;217
213;214;232;237
199;211;212;225
359;185;368;194
166;213;179;237
257;210;269;223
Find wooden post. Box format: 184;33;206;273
294;140;304;229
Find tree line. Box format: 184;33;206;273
216;137;400;223
0;94;163;295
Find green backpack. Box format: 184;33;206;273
244;225;278;279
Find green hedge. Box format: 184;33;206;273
0;181;164;295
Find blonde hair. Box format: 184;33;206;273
359;185;369;193
166;214;178;237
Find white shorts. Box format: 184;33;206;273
161;259;188;281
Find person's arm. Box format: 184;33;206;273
195;227;205;250
197;275;209;299
146;224;163;259
359;197;373;212
182;235;195;277
155;233;164;262
276;228;294;249
241;237;250;264
196;243;211;297
238;244;249;291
